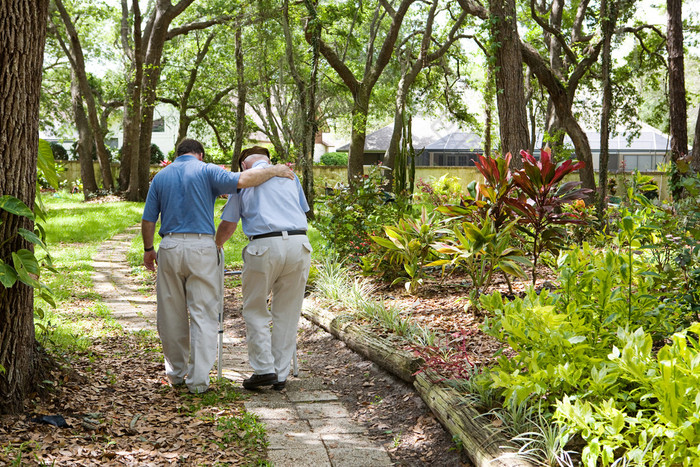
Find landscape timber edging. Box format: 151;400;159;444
301;298;534;467
301;299;423;383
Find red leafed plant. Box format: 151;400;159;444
505;148;593;285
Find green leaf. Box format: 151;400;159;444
371;236;399;250
12;250;41;288
38;139;60;189
0;260;18;288
18;228;47;251
0;195;34;220
38;288;56;308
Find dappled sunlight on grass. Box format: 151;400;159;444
42;194;144;244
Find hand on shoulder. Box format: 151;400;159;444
273;164;294;180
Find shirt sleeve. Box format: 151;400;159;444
207;164;241;195
220;192;242;223
295;176;310;213
142;178;161;222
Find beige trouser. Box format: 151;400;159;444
241;234;312;382
156;233;222;393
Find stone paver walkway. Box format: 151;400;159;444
91;226;393;467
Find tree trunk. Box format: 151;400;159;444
70;70;99;197
484;57;495;158
692;107;700;173
348;87;371;186
123;0;196;200
667;0;688;198
233;24;246;166
54;0;114;193
301;0;320;219
597;0;616;217
490;0;528;169
0;0;49;414
521;43;597;191
122;0;143;199
384;85;407;190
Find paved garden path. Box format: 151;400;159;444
91;226;393;467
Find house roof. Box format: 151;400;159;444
336;118;455;153
425;132;483;151
536;124;672;154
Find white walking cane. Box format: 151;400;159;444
217;248;224;380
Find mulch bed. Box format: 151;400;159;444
0;334;265;466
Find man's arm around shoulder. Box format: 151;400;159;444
237;164;294;188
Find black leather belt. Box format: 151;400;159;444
249;230;307;240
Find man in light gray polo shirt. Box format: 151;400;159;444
142;139;293;394
215;146;311;391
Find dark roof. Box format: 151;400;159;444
535;125;672;154
425;132;482;151
336;120;449;153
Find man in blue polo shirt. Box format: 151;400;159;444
142;139;293;394
215;146;311;391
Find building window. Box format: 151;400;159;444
152;118;165;133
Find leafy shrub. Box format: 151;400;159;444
204;147;233;166
49;142;70;161
413;174;463;208
313;166;399;262
150;143;165;164
556;325;700;466
319;151;348;166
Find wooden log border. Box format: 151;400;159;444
301;299;533;467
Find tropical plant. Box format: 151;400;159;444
430;218;530;300
472;152;516;230
505;149;592;285
370;207;440;293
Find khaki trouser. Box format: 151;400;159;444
156;233;222;393
241;234;312;382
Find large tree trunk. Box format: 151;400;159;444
692;107;700;173
137;18;170;200
667;0;688;198
0;0;49;414
490;0;528;169
597;0;617;217
70;70;99;197
54;0;114;192
348;86;371;185
521;43;597;191
233;24;246;166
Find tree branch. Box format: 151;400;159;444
166;16;234;40
529;0;578;65
454;0;488;20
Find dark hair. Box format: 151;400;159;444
177;139;205;157
238;146;270;170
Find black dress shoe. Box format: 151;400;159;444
272;380;286;391
242;373;277;390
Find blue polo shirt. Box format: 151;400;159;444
220;161;309;237
143;155;241;237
